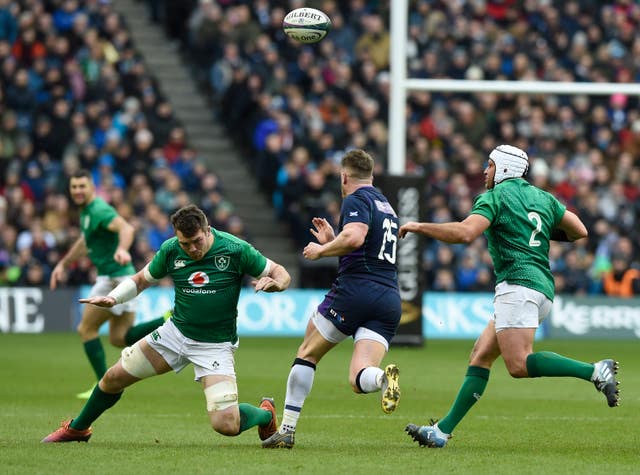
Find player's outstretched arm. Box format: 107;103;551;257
399;214;490;244
79;266;155;306
252;260;291;293
79;295;118;307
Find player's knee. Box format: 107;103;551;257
504;359;528;378
211;411;239;436
101;366;125;392
109;334;126;347
296;343;312;361
121;343;157;379
76;319;94;339
205;381;240;436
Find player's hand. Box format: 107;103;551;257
303;242;323;260
251;276;284;293
399;222;419;239
79;296;117;307
114;248;132;265
310;217;335;244
49;264;65;290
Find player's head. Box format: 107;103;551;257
340;149;374;197
171;204;212;260
69;169;95;206
487;144;529;188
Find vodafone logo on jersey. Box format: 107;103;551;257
188;271;209;287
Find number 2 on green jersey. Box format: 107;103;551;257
528;211;542;247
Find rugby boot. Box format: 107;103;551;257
258;397;278;441
42;419;92;443
592;359;620;407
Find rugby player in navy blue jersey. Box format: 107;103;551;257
263;149;401;449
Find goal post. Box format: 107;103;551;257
386;0;640;345
388;0;640;175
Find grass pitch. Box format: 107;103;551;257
0;334;637;474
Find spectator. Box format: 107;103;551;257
0;0;17;45
602;252;640;298
145;203;173;251
0;0;250;292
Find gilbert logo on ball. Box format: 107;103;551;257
283;7;331;44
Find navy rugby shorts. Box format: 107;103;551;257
317;277;401;344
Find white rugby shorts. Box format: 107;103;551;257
492;282;552;332
145;319;238;381
90;275;137;316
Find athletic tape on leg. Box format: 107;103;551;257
204;380;238;411
121;343;157;379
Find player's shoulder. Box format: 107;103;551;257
84;197;118;223
522;180;558;202
350;186;385;204
473;187;494;204
158;236;180;254
213;229;252;253
87;196;111;211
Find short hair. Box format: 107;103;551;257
170;204;209;237
341;149;374;179
71;169;93;181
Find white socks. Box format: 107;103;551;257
358;367;384;393
281;363;315;431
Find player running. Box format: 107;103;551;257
50;169;167;399
400;145;620;448
263;149;401;449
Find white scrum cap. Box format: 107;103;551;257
489;144;529;184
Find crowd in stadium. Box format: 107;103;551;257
2;0;640;296
0;0;238;287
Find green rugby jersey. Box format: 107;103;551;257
471;178;566;300
80;197;135;277
147;228;267;343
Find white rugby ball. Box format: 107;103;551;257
283;8;331;44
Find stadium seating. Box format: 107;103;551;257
3;1;640;294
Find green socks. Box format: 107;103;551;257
124;317;165;346
83;338;107;380
71;385;123;430
435;353;595;436
438;366;490;434
238;403;272;433
526;351;594;380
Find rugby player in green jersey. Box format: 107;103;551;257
399;145;620;448
50;169;167;399
43;204;290;443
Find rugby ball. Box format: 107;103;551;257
283;8;331;44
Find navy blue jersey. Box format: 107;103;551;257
337;186;399;287
315;185;401;344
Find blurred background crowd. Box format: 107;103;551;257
1;0;640;297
